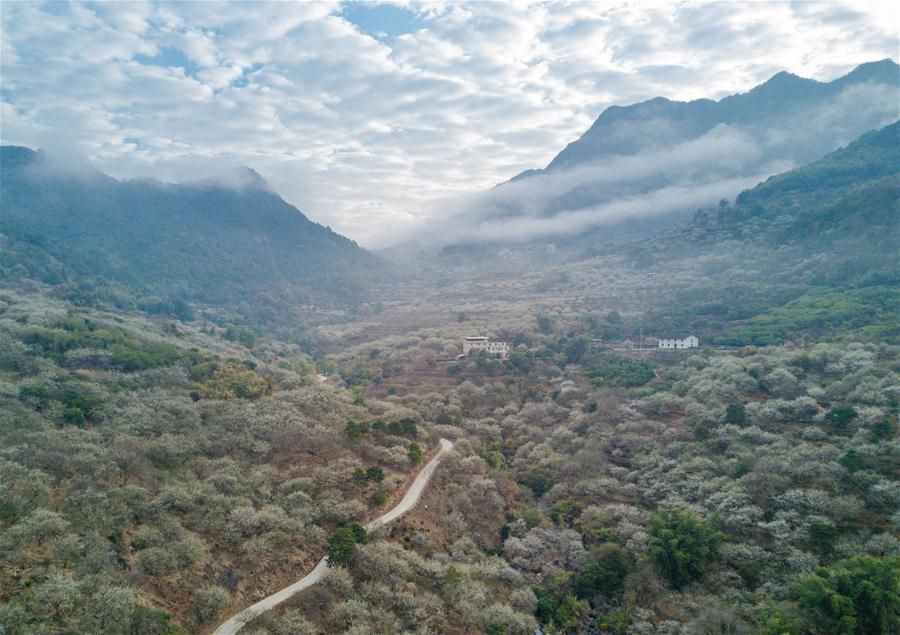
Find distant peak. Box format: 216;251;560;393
1;145;41;171
840;58;899;83
235;166;269;188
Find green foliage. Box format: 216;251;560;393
826;406;859;432
518;472;552;498
587;354;655;387
408;442;422;465
573;543;631;602
647;509;723;589
548;499;583;528
536;314;557;334
370;489;387;506
326;527;358;567
191;361;274;400
719;287;900;346
725;403;746;425
534;576;588;632
365;465;385;482
345;522;367;544
192;585;229;624
372;418;418;438
564;336;590;364
792;556;899;635
477;442;507;470
839;449;864;473
25;317;191;371
345;420;371;439
754;605;805;635
807;522;840;559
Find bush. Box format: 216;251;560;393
792;555;899;635
326;527;358;568
646;509;723;589
587;355;655;387
192;585;229;624
573;543;631;602
408;442;422;465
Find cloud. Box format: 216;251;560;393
1;1;897;246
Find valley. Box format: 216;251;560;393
1;26;898;635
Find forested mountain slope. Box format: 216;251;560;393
0;147;390;323
634;121;899;346
417;60;898;257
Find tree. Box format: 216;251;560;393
808;522;840;558
192;585;229;624
839;449;864;473
326;527;358;567
825;407;858;432
346;522;367;544
646;509;723;589
536;315;557;334
548;499;583;528
573;543;630;602
793;555;899;635
564;337;590;364
408;442;422;465
725;403;746;425
366;465;385;482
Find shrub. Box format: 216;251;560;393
646;509;723;588
792;555;899;635
326;527;358;568
192;585;229;624
408;442;422;465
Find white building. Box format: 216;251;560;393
658;335;699;349
463;336;510;358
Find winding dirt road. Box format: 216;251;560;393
211;438;454;635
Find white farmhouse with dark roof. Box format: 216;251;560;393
658;335;699;349
462;336;510;358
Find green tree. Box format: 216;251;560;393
825;406;858;432
326;527;358;567
725;403;746;425
839;449;864;473
564;336;590;364
793;555;899;635
346;522;367;544
646;509;723;589
808;522;840;559
548;499;583;528
536;314;557;334
408;442;422;465
366;465;385;482
573;543;631;601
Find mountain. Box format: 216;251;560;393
537;59;898;175
424;60;898;254
0;147;389;323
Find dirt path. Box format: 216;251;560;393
211;438;454;635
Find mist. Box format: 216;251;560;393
397;81;899;249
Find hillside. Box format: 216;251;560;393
632;122;900;346
0;147;390;324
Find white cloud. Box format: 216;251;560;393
1;1;897;246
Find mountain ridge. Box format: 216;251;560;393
0;146;389;325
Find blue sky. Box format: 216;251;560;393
1;1;897;246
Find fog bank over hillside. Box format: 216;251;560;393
399;64;899;249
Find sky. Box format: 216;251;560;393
1;1;898;247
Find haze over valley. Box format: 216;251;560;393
1;3;898;635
